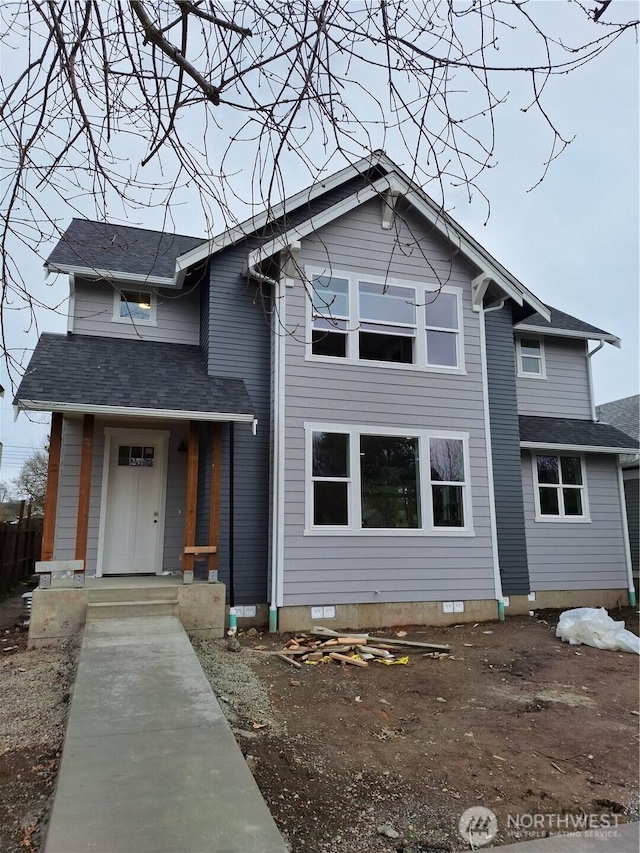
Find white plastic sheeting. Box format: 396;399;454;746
556;607;640;655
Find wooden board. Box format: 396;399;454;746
208;423;222;570
183;421;199;573
183;545;217;555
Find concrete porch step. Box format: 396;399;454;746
87;600;178;620
88;583;181;604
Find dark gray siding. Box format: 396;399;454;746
206;246;271;604
485;305;530;595
624;470;639;575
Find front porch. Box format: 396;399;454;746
28;574;226;647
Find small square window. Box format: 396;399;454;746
114;289;156;324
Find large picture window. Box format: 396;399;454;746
308;269;464;372
533;454;589;521
307;425;472;534
360;435;420;528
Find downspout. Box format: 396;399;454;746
587;340;605;421
245;261;282;633
229;423;235;607
616;457;637;607
478;296;507;621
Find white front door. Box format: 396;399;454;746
99;429;168;575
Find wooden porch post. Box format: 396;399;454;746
207;423;223;581
74;414;94;574
40;412;63;562
183;420;199;579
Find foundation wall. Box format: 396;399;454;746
276;588;630;633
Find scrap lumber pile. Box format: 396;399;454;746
269;626;451;669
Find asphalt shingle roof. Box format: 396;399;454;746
596;395;639;441
595;394;639;467
516;306;614;338
15;334;254;416
519;415;639;450
46;219;205;280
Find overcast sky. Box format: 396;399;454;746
1;2;638;482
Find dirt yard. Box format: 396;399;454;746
194;608;640;852
0;592;637;853
0;589;79;853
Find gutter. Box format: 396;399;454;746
15;400;257;428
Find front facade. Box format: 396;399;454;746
15;154;638;630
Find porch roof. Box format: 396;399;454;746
519;415;639;455
14;333;255;423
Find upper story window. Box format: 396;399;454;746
308;268;464;373
306;424;473;535
532;454;590;522
516;336;546;378
113;288;157;325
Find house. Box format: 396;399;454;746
14;152;639;640
596;395;639;584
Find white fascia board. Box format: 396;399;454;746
243;168;550;321
174;151;392;285
45;262;177;289
17;399;255;424
515;324;621;348
244;178;389;274
520;441;639;454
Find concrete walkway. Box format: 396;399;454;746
44;616;288;853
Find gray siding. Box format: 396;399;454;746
206;248;271;604
522;450;628;590
282;198;496;606
623;469;639;574
485;305;529;594
53;417;187;575
73;278;200;345
516;336;592;419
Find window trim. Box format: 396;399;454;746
531;452;591;523
516;335;546;380
112;286;158;326
304;423;474;536
305;267;466;374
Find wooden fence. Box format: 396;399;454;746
0;502;43;597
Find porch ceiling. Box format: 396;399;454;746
15;333;255;422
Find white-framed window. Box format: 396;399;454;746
516;336;546;378
532;453;590;522
307;268;465;373
305;423;473;535
113;287;157;325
